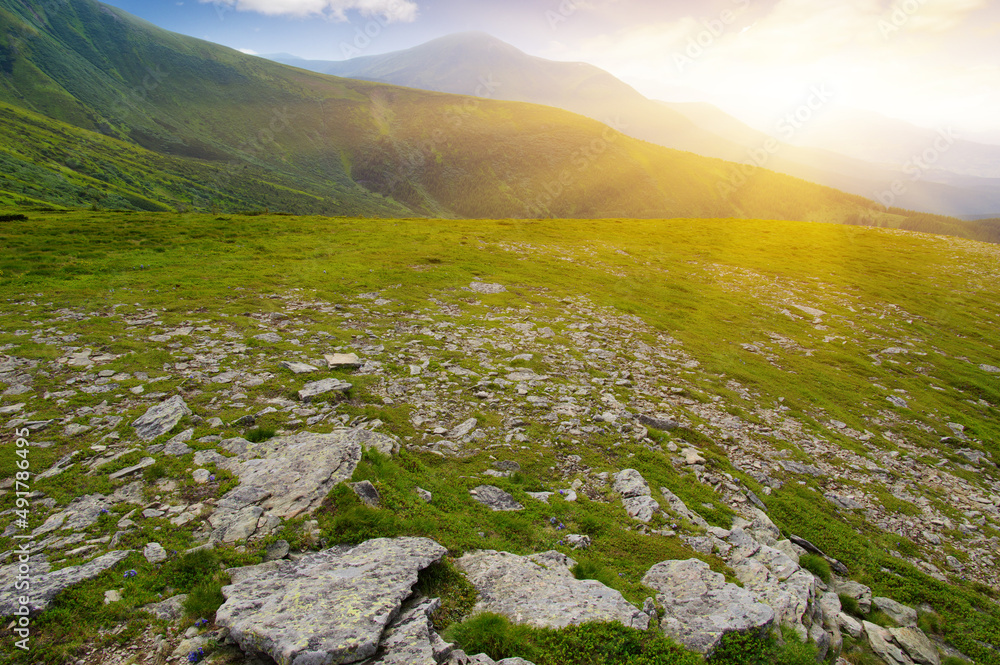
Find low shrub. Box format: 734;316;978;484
798;553;832;584
245;426;276;443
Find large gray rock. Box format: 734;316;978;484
455;550;649;630
371;597;454;664
864;621;915;665
612;469;660;523
835;580;872;614
31;482;144;537
642;558;774;654
731;544;817;641
141;594;189;622
819;591;844;657
216;537;446;665
470;486;523;512
0;551;133;616
208;429;396;542
873;596;918;627
132;396;191;441
660;487;708;528
889;626;940;665
298;377;352;402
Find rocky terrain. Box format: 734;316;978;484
0;215;998;664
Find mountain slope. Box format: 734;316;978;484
0;0;893;223
273;33;1000;217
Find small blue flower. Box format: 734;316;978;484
549;517;557;525
123;569;138;579
210;474;216;482
558;490;566;495
100;509;109;515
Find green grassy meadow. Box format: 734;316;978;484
0;210;998;664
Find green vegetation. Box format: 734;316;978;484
0;209;997;663
444;613;704;665
798;554;832;584
0;0;988;243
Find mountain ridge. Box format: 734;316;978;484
270;32;1000;217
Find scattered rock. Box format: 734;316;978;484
887;395;909;409
470;485;523;512
353;480;381;507
298;377;352;402
468;282;507;294
281;360;319;374
263;540;290;562
873;596;918;627
836;580;872;613
456;550;648;630
864;621;915;665
825;492;864;510
141;594;188;621
143;542;167;564
0;551;133;617
980;364;1000;374
642;558;774;654
326;353;363;369
612;469;660;523
216;537;446;665
132;396;191;441
889;626;941;665
638;414;678;431
109;457;155;480
778;461;825;477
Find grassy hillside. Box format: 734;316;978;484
0;0;900;224
0;210;998;663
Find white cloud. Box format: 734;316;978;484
237;47;259;54
201;0;419;22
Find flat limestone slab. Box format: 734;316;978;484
216;537;446;665
455;550;649;630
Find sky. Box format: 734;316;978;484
103;0;1000;142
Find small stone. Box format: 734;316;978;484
103;589;122;605
192;469;211;484
565;534;591;550
470;485;523;512
638;414;678;431
281;361;319;374
264;540;290;562
109;457;155;480
416;487;432;503
298;378;352;402
143;542;167;564
325;353;363;369
468;282;507;294
352;480;381;507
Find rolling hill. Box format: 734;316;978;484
0;0;887;222
272;32;1000;218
